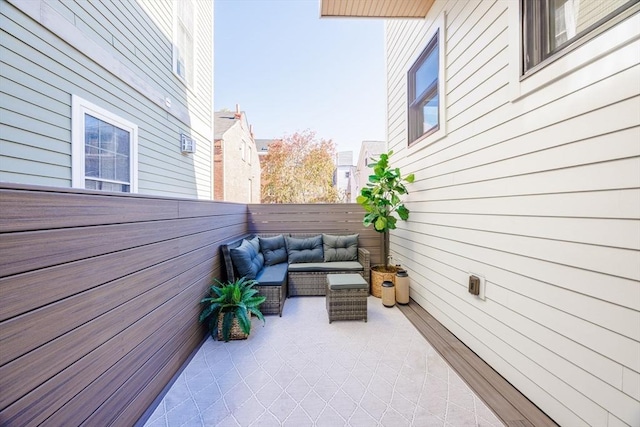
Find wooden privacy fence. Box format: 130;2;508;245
0;184;248;426
0;185;381;426
247;203;383;265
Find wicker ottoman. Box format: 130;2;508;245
326;274;368;323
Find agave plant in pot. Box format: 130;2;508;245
356;150;414;298
199;277;266;342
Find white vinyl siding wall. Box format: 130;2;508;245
386;1;640;426
0;0;213;199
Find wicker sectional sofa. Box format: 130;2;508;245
221;233;370;316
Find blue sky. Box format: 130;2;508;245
214;0;386;158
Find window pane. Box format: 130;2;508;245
85;179;99;190
408;32;440;145
85;115;99;148
415;45;438;98
84;114;131;187
550;0;631;51
423;93;439;131
176;23;195;86
99;148;116;180
116;128;130;155
86;179;129;193
99;121;115;152
116;155;130;182
85;144;99;177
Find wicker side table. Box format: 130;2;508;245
326;273;368;323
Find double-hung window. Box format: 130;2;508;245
72;95;138;193
522;0;637;73
173;0;196;88
408;31;440;145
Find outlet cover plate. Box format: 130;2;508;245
468;272;486;301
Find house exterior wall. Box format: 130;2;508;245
0;0;214;199
386;1;639;426
219;117;261;203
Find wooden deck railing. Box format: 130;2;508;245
0;184;379;426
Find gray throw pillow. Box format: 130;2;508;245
286;235;324;264
323;234;359;262
259;235;287;266
229;239;264;279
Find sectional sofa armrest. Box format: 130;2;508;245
358;248;370;284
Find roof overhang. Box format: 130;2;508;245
320;0;434;18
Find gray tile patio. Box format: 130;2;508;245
144;296;504;427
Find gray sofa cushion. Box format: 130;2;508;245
287;261;363;272
323;233;358;262
230;239;264;279
255;262;288;286
286;235;323;264
327;273;368;290
260;235;288;266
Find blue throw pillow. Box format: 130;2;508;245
230;239;264;279
248;236;261;254
286;235;324;264
259;235;287;266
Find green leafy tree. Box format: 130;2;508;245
261;130;340;203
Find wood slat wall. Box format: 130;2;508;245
0;184;248;426
247;203;384;265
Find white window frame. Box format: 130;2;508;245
407;13;446;150
172;0;197;89
71;95;139;193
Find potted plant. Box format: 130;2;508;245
199;277;266;342
356;150;414;297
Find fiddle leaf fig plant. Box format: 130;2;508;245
356;150;414;269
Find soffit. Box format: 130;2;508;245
320;0;434;18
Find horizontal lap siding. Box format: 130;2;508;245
0;0;213;199
247;203;384;265
0;184;248;426
386;1;640;426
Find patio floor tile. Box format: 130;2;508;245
144;296;504;426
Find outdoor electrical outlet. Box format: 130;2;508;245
468;273;486;300
468;276;480;295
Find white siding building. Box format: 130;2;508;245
335;150;355;202
354;140;385;201
0;0;214;199
323;1;640;426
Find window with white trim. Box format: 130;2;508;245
408;30;440;145
173;0;196;88
522;0;636;73
72;95;138;193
